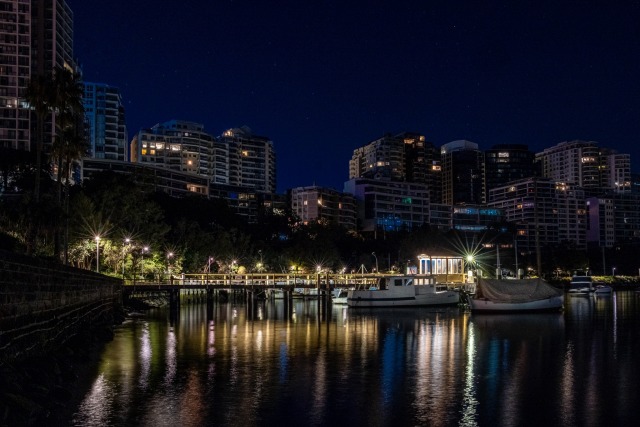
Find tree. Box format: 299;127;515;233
49;67;84;260
24;73;53;203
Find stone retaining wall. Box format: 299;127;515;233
0;250;122;364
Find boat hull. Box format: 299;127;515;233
347;288;460;308
469;295;564;313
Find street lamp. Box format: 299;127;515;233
94;235;101;273
167;252;174;281
612;267;616;277
372;252;379;273
140;246;148;280
122;237;130;279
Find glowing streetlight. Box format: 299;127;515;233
167;252;174;280
371;252;379;273
94;235;101;273
140;246;149;280
122;237;131;279
612;267;616;277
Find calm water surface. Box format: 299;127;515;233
70;292;640;427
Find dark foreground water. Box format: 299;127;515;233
69;292;640;427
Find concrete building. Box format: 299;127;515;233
0;0;75;153
536;140;630;194
488;177;586;253
83;83;127;161
290;186;357;231
440;140;485;205
220;126;276;194
599;148;631;193
484;144;536;193
348;132;441;203
131;120;229;186
343;178;430;234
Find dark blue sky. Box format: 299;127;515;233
69;0;640;193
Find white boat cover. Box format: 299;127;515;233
475;278;563;303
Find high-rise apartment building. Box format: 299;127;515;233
441;140;485;205
599;148;631;193
131;120;229;185
0;1;75;153
290;186;357;231
0;0;31;151
349;133;406;181
131;122;277;194
83;83;127;161
484;144;536;193
220;126;276;194
348;132;441;202
536;140;630;194
488;177;586;253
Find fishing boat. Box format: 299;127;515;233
468;278;564;313
346;275;459;308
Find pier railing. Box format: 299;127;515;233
125;272;468;290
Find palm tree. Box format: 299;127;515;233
59;127;88;264
24;73;53;203
50;67;84;260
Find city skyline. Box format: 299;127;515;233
69;0;640;193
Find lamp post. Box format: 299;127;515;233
612;267;616;277
167;252;174;282
95;236;101;273
122;237;130;279
258;250;263;272
140;246;148;281
372;252;379;273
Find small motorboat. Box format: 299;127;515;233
332;288;349;305
593;285;613;295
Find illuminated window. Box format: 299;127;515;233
498;152;509;158
141;149;147;155
150;149;155;155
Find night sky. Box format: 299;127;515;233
69;0;640;193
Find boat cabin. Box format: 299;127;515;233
416;254;466;284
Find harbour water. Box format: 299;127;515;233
69;291;640;426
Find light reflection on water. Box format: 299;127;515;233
70;292;640;426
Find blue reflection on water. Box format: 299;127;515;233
69;291;640;426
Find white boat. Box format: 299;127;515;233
346;275;459;308
567;274;594;296
332;288;349;305
593;285;613;295
468;278;564;313
567;274;613;296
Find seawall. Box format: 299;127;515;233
0;249;122;425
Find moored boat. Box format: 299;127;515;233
346;275;459;307
567;274;594;296
593;284;613;295
468;278;564;313
332;288;349;304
